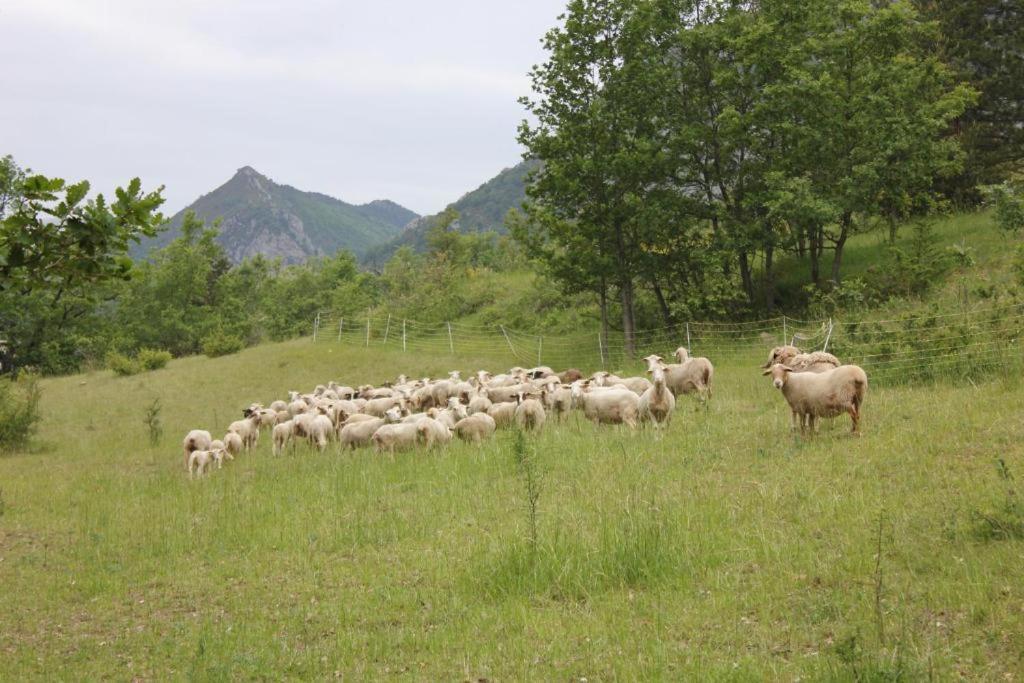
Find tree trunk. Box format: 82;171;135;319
620;278;636;358
651;278;673;328
738;250;754;304
797;227;806;259
763;243;775;313
831;212;852;284
888;215;898;244
810;225;822;286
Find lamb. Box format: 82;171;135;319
272;420;293;456
487;401;518;428
182;429;212;470
638;361;676;429
371;422;423;454
188;449;214;478
667;347;715;400
212;447;234;469
514;391;546;432
339;417;385;450
571;382;639;428
763;363;867;434
222;431;243;458
542;385;573;420
454;413;497;444
763;346;841;373
228;415;260;451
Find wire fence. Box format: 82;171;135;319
311;302;1024;386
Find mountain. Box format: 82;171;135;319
135;167;418;264
363;159;539;266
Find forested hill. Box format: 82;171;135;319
363;159;539;265
133;167;418;264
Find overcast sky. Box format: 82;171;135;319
0;0;565;216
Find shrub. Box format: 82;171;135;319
0;372;42;451
202;331;245;358
106;351;142;376
137;348;172;371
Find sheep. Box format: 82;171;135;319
212;447;234;469
339;417;385;450
638;362;676;429
559;368;584;384
454;413;497;444
269;400;288;413
763;346;841;373
182;429;212;470
371;422;423;454
763;363;867;434
543;385;573;421
363;395;404;417
188;449;214;478
308;414;334;451
416;417;453;449
487;383;532;404
275;409;291;425
526;366;556;379
667;347;715;400
467;389;493;415
571;382;640;428
229;415;260;451
590;371;623;387
487;401;518;428
222;431;243;458
514;391;546;432
436;398;468;428
272;420;293;456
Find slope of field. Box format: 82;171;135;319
1;338;1023;678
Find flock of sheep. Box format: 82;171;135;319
181;344;867;477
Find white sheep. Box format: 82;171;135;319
416;417;453;449
228;415;260;451
467;390;493;415
487;401;518;428
638;360;676;429
269;399;288;412
571;381;639;428
188;449;214;478
668;347;715;400
272;420;293;456
618;376;653;396
223;432;243;458
542;385;573;421
371;422;423;454
212;447;234;469
182;429;212;471
763;363;867;434
339;417;385;450
308;414;334;451
454;413;497;444
514;392;546;432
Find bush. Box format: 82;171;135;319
202;331;245;358
0;372;42;451
106;351;143;376
137;348;172;371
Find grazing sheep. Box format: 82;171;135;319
667;347;715;400
618;376;653;396
487;383;532;404
288;399;308;417
308;414;334;451
371;422;423;454
467;390;493;415
763;346;841;373
638;362;676;429
543;385;573;421
514;392;546;432
223;432;243;458
417;417;453;449
571;382;640;428
212;447;234;469
182;429;213;471
229;415;260;451
590;371;623;387
527;365;556;379
339;417;385;450
363;395;404;417
188;450;214;478
272;420;293;456
487;401;518;428
269;400;288;412
558;368;584;384
763;363;867;434
454;413;497;444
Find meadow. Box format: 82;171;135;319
2;336;1023;680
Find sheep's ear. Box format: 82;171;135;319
781;366;793;373
761;368;772;376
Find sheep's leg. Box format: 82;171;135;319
849;405;860;434
791;410;800;432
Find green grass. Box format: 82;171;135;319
2;337;1024;679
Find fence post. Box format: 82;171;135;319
365;309;370;347
447;322;454;354
383;314;391;345
598;332;605;367
782;315;787;346
500;325;515;356
685;322;691;353
823;318;834;352
402;319;407;352
537;336;543;366
313;312;320;342
337;317;343;342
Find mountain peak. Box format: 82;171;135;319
235;165;264;178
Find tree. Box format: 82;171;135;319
0;157;164;370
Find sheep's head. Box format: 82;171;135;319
762;363;792;389
448;370;461;381
642;354;665;373
243;407;256;418
396;374;408;385
384;407;403;423
674;347;689;363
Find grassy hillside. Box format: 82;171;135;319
1;336;1023;678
